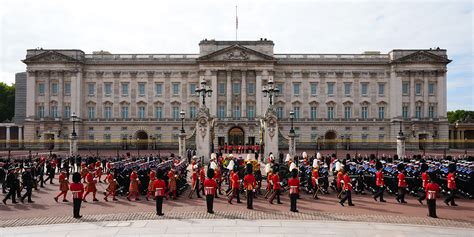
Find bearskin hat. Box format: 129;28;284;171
207;168;215;179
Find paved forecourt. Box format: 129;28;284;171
1;219;473;237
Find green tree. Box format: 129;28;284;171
447;110;474;124
0;82;15;122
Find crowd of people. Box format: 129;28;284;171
0;151;472;219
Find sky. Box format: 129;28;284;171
0;0;472;111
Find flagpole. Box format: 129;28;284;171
235;5;238;41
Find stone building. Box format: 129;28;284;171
18;39;451;152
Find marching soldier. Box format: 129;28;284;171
264;168;273;199
54;168;69;202
70;172;84;218
2;167;18;204
312;165;320;199
288;168;300;212
339;165;354;207
213;165;223;196
153;169;166;216
444;163;458;206
204;168;217;214
104;170;118;201
396;163;407;203
227;166;241;204
418;163;429;204
127;167;140;201
167;169;177;199
243;163;256;209
146;169;156;201
20;165;34;203
426;172;440;218
95;161;103;183
82;169;99;202
373;161;386;202
189;164;202;198
269;165;282;204
199;165;206;196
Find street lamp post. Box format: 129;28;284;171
195;78;213;107
289;111;295;134
180;110;186;133
262;78;279;106
71;112;77;137
136;137;140;156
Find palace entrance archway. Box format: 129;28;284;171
136;130;148;150
324;130;337;150
228;127;244;146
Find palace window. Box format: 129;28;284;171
218;105;225;118
155;83;163;96
190;84;196;96
138;83;146;96
415;106;422;118
402;82;409;95
415;83;422;95
344;106;352;119
275;107;283;119
38;83;45;95
51;105;58;118
310;83;318;96
293;83;300;96
121;83;129;96
247;83;255;95
378;107;385;119
428;83;435;95
190;106;196;119
64;106;70;119
52;83;58;95
293;107;300;120
310;107;317;120
138;106;146;119
429;106;435;118
104;106;112;119
247;106;255;119
172;106;180;120
121;106;129;119
104;83;112;96
88;106;95;119
172;83;180;95
64;82;71;96
344;83;351;96
88;83;95;96
218;83;226;95
232;83;241;95
155;107;163;119
327;83;334;96
327;106;334;120
378;83;385;96
360;83;368;96
233;105;241;119
276;83;284;95
402;106;409;119
361;106;368;119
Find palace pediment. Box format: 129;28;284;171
197;44;276;62
391;51;451;64
23;51;83;64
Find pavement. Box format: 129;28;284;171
1;219;473;237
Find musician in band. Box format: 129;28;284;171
444;163;458;206
288;168;300;212
418;163;429;204
204;167;217;214
339;165;354;206
153;169;166;216
104;170;118;201
396;163;408;204
146;169;156;201
269;165;282;204
426;172;440;218
228;166;241;204
373;161;386;202
70;172;84;218
54;168;69;203
243;163;256;209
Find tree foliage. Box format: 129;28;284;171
447;110;474;124
0;82;15;122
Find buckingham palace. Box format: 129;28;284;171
16;39;451;151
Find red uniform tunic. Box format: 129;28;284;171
311;169;319;187
447;172;456;190
244;174;256;191
376;171;384;187
199;168;205;182
272;174;281;190
105;173;116;192
148;170;156;192
59;173;69;192
214;168;221;182
204;178;218;195
168;170;177;191
288;177;300;194
85;172;97;192
231;172;240;189
426;182;440;200
153;179;166;196
336;171;343;189
421;172;428;188
398;173;407;188
129;171;139;193
70;183;84;199
343;174;352;191
266;172;273;190
191;170;198;189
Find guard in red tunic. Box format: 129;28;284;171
70;172;84;218
228;166;241;204
199;166;206;196
288;169;300;212
80;163;88;183
373;161;386;202
311;167;320;199
339;166;354;206
264;170;273;199
127;167;140;201
243;163;256;209
95;161;103;183
204;168;218;214
82;169;99;202
396;163;407;203
444;163;458;206
153;169;166;216
146;169;156;201
54;169;69;202
213;166;223;196
426;172;440;218
168;169;177;199
269;166;282;204
103;170;117;201
418;163;429;204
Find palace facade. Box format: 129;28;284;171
19;39;451;151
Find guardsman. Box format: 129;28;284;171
264;168;273;199
80;162;88;183
146;169;156;201
54;168;69;202
103;170;117;201
335;162;343;197
254;164;262;195
82;169;98;202
153;169;166;216
3;167;18;204
288;168;300;212
20;165;34;203
373;161;386;202
444;163;458;206
426;172;440;218
204;167;217;214
70;172;84;218
312;165;320;199
269;165;282;204
396;163;407;203
199;165;206;196
189;164;202;198
127;167;140;201
243;163;256;209
418;163;429;204
214;165;223;196
168;169;177;199
339;165;354;206
95;161;103;183
228;166;241;204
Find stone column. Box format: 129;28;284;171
196;108;211;163
423;74;429;117
178;132;186;159
226;70;232;117
288;132;296;158
18;126;23;148
397;134;406;159
211;70;218;116
241;70;247;118
256;71;263;117
26;70;36;118
461;130;465;149
6;126;11;148
456;130;461;149
409;72;415;118
70;135;78;156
